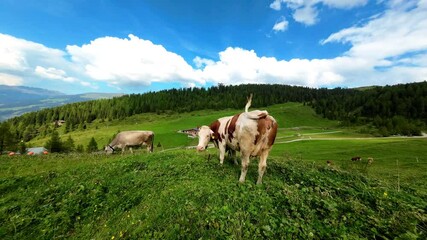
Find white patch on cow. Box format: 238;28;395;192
196;126;213;151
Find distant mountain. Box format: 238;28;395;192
0;85;124;121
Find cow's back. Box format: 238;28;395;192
234;113;278;157
115;131;153;146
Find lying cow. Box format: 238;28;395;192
351;156;362;161
196;95;278;184
105;131;154;154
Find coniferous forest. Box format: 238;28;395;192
1;81;426;152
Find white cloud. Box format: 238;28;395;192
0;33;65;72
0;33;205;92
35;66;75;82
1;0;426;93
270;0;367;25
0;33;83;89
321;0;427;61
66;34;204;86
193;56;215;68
0;73;23;86
195;1;427;88
270;0;283;10
196;47;344;87
272;17;289;32
322;0;368;9
293;4;318;25
0;33;66;72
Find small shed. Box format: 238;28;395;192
27;147;48;155
178;128;199;138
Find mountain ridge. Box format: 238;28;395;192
0;85;124;121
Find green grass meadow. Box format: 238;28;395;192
1;103;426;239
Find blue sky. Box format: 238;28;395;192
0;0;426;94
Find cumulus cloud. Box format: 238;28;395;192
0;33;205;91
272;17;289;32
0;33;66;72
66;34;204;86
195;0;427;87
195;47;344;87
270;0;368;25
0;33;88;89
1;0;426;93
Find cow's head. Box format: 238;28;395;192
196;126;214;151
104;145;115;154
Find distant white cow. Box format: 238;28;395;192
196;95;278;184
105;131;154;154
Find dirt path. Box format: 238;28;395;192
276;133;427;144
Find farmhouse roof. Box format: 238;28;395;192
27;147;48;155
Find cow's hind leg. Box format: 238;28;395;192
230;150;238;165
257;150;269;184
239;152;250;183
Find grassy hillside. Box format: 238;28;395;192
2;102;426;239
28;103;337;149
27;102;427;194
1;150;426;239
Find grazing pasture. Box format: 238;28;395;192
1;149;426;239
1;102;426;239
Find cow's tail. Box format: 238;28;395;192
245;93;253;112
150;133;154;153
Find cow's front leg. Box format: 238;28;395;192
219;143;226;164
129;147;133;154
239;152;250;183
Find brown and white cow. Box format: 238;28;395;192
196;95;278;184
105;131;154;154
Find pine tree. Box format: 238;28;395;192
86;137;98;153
45;130;62;153
76;144;84;153
19;141;27;154
63;135;75;153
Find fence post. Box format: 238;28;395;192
396;159;400;192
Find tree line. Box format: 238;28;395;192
312;82;427;136
1;82;426;153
